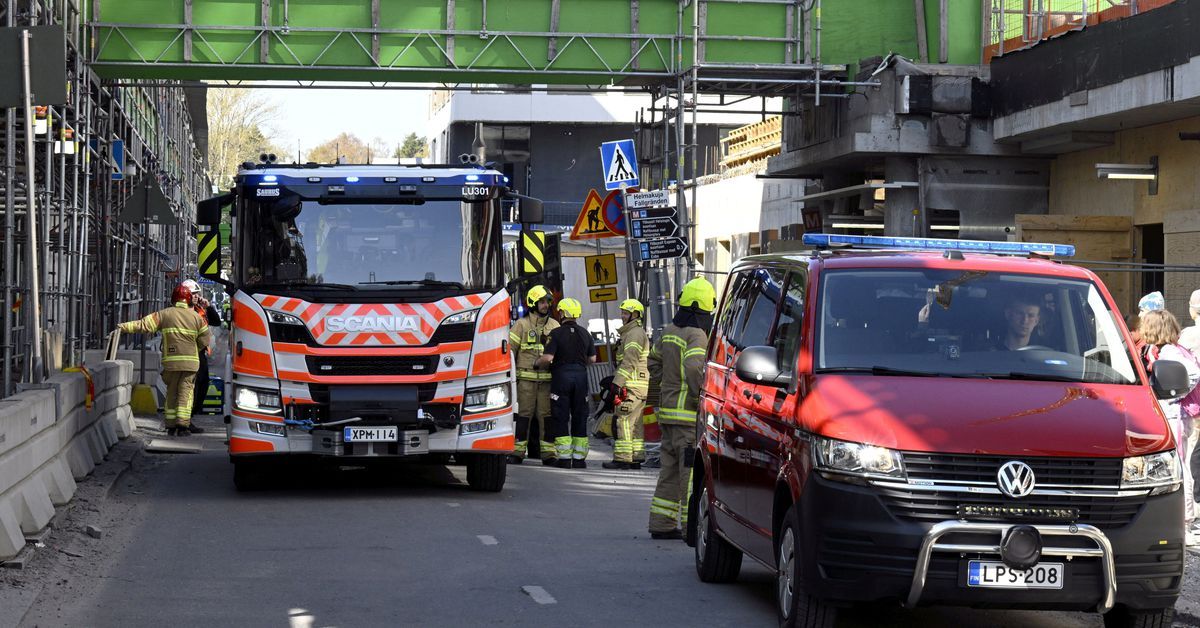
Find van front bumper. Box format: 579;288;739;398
798;472;1184;612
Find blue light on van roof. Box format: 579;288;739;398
801;234;1075;257
346;176;359;183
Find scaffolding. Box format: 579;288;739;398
1;0;209;399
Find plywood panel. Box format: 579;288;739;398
1016;213;1135;315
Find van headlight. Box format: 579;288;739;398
1122;451;1181;495
813;436;906;480
235;385;282;414
464;384;509;413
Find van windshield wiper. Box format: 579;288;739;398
981;371;1085;383
816;366;942;377
359;279;466;289
254;281;357;291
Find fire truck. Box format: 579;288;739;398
195;160;544;491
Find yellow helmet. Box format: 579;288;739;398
619;298;644;317
557;297;582;319
526;285;550;308
679;277;717;313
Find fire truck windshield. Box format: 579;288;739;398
239;198;503;291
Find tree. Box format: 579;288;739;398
396;133;428;159
306;132;371;164
206;89;283;189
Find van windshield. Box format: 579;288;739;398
815;269;1139;385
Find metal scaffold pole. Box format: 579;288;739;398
2;0;14;397
21;28;45;383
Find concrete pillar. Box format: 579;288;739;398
884;157;922;237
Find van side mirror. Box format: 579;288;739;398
1150;359;1190;400
735;346;792;389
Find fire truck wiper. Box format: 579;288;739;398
255;281;357;291
359;279;466;289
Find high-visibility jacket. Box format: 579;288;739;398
612;320;649;396
510;313;559;382
647;323;707;425
119;302;211;372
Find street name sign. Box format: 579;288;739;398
626;189;673;209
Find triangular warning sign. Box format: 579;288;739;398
605;143;636;184
570;189;620;240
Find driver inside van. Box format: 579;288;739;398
996;297;1041;350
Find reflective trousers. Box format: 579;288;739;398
649;423;696;534
162;370;197;428
551;365;590;460
514;379;555;460
612;393;646;463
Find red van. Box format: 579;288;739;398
689;235;1189;628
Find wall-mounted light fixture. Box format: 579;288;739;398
1096;156;1157;194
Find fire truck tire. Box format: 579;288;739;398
233;459;269;492
465;453;507;492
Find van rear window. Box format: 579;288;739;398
815;269;1138;385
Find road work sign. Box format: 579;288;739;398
636;237;689;262
600;139;639;191
626;189;673;209
589;287;618;303
570;189;621;240
584;253;617;287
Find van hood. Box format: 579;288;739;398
801;376;1171;457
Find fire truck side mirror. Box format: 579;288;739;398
507;192;543;224
196;193;232;226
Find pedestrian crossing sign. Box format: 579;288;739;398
569;189;621;240
600;139;639;191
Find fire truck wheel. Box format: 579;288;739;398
465;454;507;492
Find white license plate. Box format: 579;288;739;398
967;561;1064;589
343;427;398;442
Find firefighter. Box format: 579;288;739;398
182;279;222;430
118;283;212;436
536;297;597;468
647;277;716;540
508;285;560;465
602;298;650;470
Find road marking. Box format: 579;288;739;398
521;585;557;605
477;535;498;545
446;502;461;508
288;608;314;628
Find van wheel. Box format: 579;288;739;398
1103;606;1175;628
694;486;742;583
232;459;268;492
777;505;835;628
465;454;507;492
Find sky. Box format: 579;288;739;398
263;87;431;159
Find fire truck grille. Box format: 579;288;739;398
305;355;438;377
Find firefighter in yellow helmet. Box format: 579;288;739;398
648;277;716;539
508;285;561;465
602;298;650;470
536;297;597;468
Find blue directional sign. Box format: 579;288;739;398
600;139;639;191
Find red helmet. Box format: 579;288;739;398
171;283;193;304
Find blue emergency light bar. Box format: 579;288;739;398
801;233;1075;257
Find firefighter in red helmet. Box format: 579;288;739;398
117;283;212;435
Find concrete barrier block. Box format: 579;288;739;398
0;496;25;561
98;414;119;448
16;478;55;533
65;436;95;479
42;456;77;506
85;429;106;462
114;405;135;438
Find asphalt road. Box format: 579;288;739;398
8;414;1155;628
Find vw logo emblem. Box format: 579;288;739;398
997;461;1036;498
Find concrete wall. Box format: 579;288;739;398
0;361;136;560
1048;115;1200;316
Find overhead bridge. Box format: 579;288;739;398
88;0;838;85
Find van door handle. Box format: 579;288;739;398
742;389;751;399
752;393;762;402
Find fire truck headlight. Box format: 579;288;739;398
443;309;479;325
464;384;509;413
266;310;304;325
235;386;282;414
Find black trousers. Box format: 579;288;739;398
192;352;209;415
550;365;589;446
